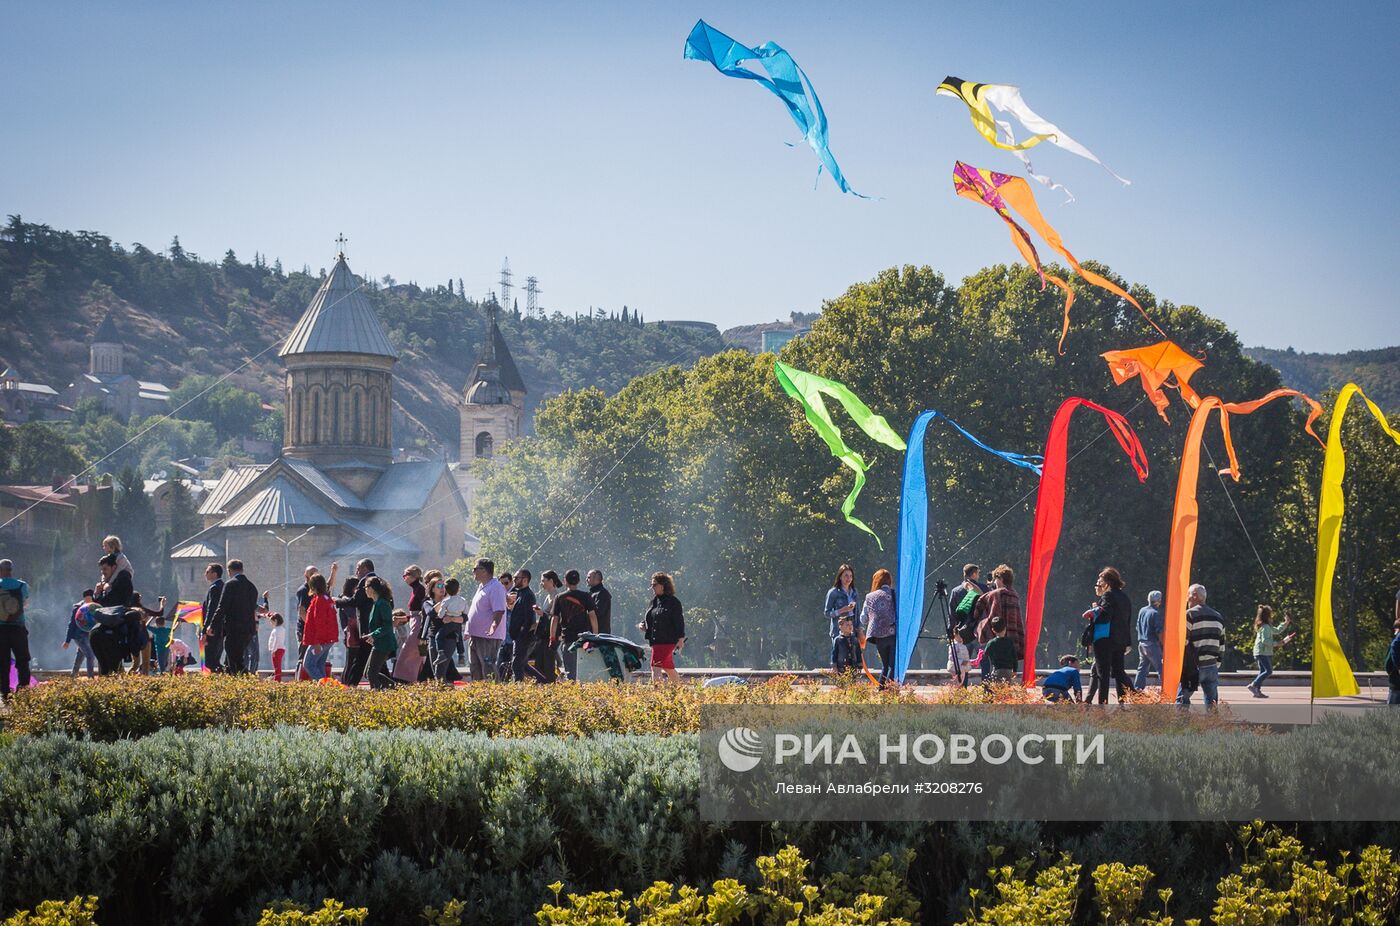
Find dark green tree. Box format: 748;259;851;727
0;423;87;484
165;477;201;545
112;467;158;582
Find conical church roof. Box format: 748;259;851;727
93;310;121;344
465;303;525;395
279;255;398;359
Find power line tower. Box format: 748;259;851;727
525;276;543;317
498;258;513;317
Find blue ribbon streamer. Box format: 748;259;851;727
683;19;867;198
893;411;1042;683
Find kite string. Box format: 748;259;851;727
0;277;367;533
1200;437;1275;592
924;395;1148;581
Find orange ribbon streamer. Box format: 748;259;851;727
1161;390;1323;694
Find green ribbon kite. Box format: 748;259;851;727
774;361;907;548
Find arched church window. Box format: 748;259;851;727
475;431;494;458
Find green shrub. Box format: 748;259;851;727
2;723;1400;925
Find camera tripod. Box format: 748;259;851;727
912;579;955;680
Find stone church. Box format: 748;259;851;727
64;310;173;420
171;251;474;608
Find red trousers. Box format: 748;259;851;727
272;648;285;682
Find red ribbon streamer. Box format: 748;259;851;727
1022;398;1149;684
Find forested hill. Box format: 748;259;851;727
0;217;724;446
1244;346;1400;413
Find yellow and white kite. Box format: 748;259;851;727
937;76;1129;202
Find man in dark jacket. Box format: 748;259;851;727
507;569;537;681
91;554;134;675
209;559;259;675
586;569;612;636
335;559;376;687
200;563;225;672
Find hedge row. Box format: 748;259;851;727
3;722;1400;924
1;675;919;740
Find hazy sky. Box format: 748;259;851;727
3;1;1397;351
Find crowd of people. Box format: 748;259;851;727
0;539;689;697
3;540;1400;708
822;560;1337;707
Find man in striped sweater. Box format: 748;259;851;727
1176;583;1224;708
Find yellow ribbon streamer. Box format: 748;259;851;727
1312;383;1400;699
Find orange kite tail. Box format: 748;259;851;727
998;179;1169;343
1161;389;1323;694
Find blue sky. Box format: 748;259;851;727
3;0;1397;351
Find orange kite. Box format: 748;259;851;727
1102;340;1205;423
953;161;1168;353
1159;389;1323;694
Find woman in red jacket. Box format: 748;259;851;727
301;568;339;681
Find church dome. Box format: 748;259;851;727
463;364;512;405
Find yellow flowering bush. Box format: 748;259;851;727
4;675;923;741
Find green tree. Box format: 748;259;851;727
165;477;201;545
0;423;87;484
111;468;158;582
168;375;265;441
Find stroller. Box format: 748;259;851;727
566;632;649;682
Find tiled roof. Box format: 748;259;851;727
220;476;339;527
0;485;76;508
279;255;398;359
198;465;267;516
171;541;221;559
362;460;446;510
283;457;367;510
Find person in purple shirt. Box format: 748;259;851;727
466;558;507;681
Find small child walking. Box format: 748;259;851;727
267;613;287;682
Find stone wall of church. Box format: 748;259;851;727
284;354;393;465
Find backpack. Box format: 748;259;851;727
952;587;980;643
91;606;129;628
0;588;22;623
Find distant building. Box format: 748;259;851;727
663;320;721;336
0;367;68;424
0;478;113;573
64;310;172;420
761;329;808;353
171;251;470;608
452;303;526;512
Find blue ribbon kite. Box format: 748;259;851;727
683;19;866;197
893;411;1043;684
